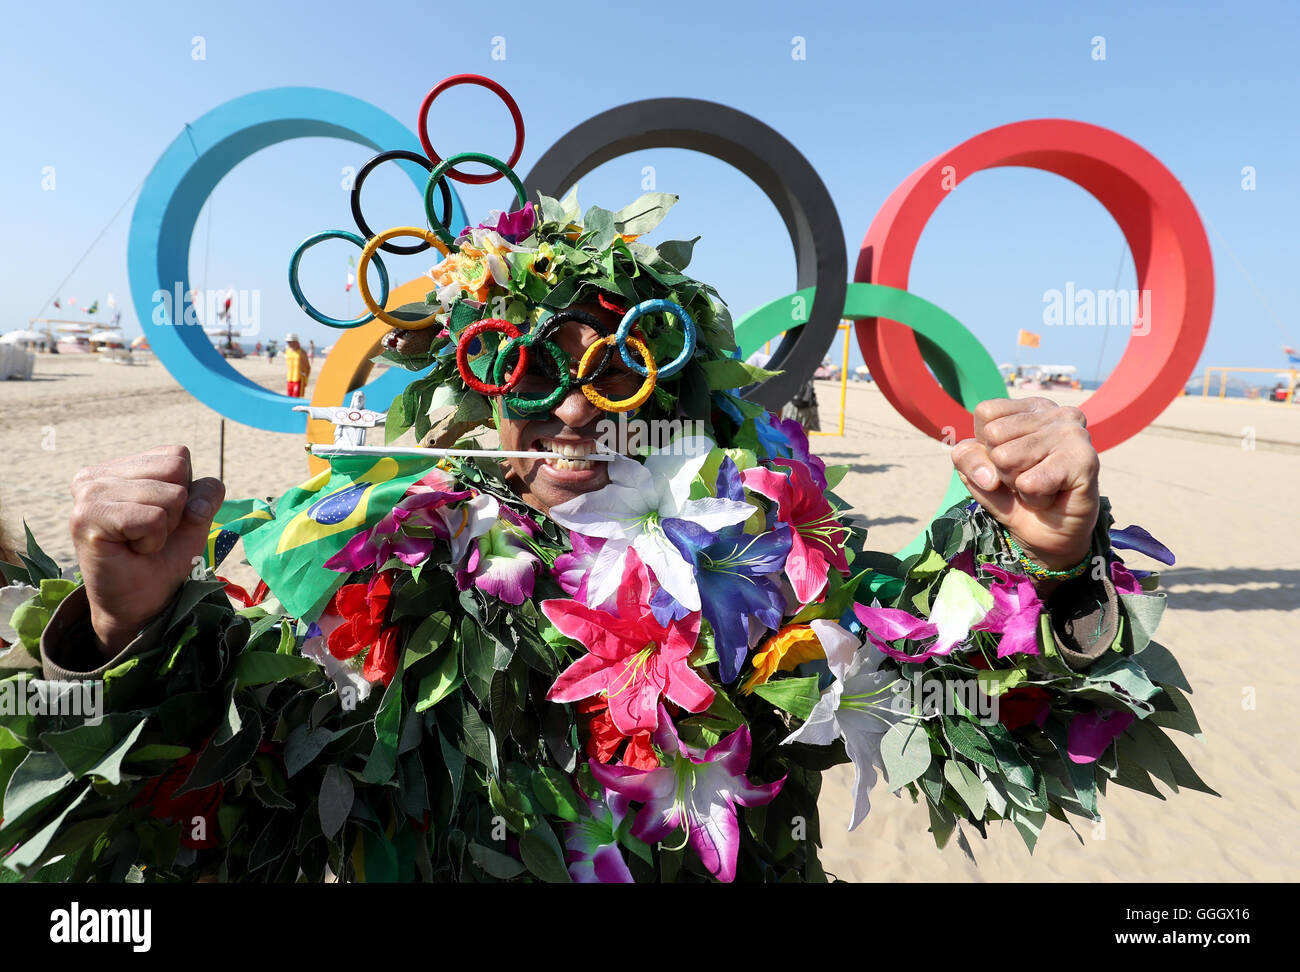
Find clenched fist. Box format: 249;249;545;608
70;445;225;658
950;398;1100;572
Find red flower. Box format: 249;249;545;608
576;696;664;771
968;654;1051;730
325;571;401;686
133;752;224;849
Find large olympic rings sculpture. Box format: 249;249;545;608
126;79;1213;467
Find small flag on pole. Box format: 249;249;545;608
1284;346;1300;365
1017;329;1040;348
345;272;355;292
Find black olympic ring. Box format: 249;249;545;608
350;149;451;255
532;308;614;386
514;98;847;411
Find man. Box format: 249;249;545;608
284;331;310;398
7;189;1185;884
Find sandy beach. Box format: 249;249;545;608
2;355;1296;882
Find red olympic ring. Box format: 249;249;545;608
855;119;1214;451
417;75;525;186
457;318;528;394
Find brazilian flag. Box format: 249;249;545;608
205;498;274;569
239;455;437;619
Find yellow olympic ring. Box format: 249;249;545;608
578;335;656;412
357;226;450;330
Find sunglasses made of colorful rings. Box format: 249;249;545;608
458;309;656;413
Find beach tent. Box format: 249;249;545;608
89;330;125;345
0;329;46;346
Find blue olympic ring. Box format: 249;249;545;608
288;230;390;329
614;299;697;378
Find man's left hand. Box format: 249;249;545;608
950;397;1100;570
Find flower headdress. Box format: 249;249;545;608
377;188;776;450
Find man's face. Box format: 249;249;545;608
497;302;643;514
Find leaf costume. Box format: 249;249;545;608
0;188;1209;883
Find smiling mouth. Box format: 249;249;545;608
537;438;598;471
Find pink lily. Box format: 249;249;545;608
543;548;712;735
974;564;1043;658
742;458;849;604
591;705;785;883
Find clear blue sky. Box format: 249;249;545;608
2;0;1297;382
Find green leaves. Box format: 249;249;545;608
751;676;821;721
880;719;932;790
232;651;317;688
700;358;782;391
318;764;354;841
612;192;678;237
943;759;987;819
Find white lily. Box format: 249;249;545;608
548;436;755;612
781;619;905;831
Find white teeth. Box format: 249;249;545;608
540;439;596;470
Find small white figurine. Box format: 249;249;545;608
293;390;387;447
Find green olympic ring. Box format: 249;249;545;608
426;152;528;247
494;333;573;415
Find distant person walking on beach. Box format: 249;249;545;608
284;332;310;398
308;339;316;361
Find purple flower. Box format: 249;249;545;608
478;202;536;244
563;790;635;883
551;533;606;604
655;458;791;683
456;506;541;605
325;475;475;573
1110;524;1175;565
1067;709;1135;763
974;564;1043;658
1110;559;1144;595
590;705;784;883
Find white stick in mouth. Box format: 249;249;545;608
309;444;616;462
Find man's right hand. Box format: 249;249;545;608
70;445;225;658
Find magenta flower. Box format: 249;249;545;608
551;533;607;605
325;473;476;573
1067;709;1135;763
591;705;785;883
974;564;1043;658
543;548;712;735
563;789;634;883
477;202;536;243
1110;560;1144;595
456;506;542;605
770;415;828;490
742;458;849;604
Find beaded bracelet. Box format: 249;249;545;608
1002;529;1091;581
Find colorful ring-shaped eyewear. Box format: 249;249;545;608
357;227;451;330
425;153;528;247
350;150;449;254
614;299;696;378
495;334;572;414
417;75;525;186
458;318;527;395
289;230;390;329
534;309;614;385
580;335;657;412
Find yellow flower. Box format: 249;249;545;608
528;241;564;285
741;624;826;694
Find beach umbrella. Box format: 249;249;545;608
130;335;150;349
0;329;45;344
89;330;125;344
